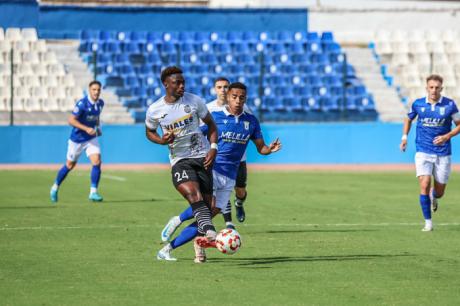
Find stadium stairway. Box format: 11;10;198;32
47;40;134;124
344;47;406;122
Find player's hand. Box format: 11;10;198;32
96;128;102;136
86;127;97;136
204;148;217;170
268;138;282;153
161;131;175;145
433;134;450;146
400;139;407;152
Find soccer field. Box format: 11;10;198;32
1;169;460;306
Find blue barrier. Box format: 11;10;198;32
1;123;453;164
0;2;308;39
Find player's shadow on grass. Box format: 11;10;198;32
255;229;379;234
103;198;184;204
210;254;412;266
0;206;57;210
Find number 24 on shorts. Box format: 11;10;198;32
174;170;189;182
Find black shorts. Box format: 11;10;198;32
235;161;247;188
171;157;213;195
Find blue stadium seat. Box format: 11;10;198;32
213;42;231;53
236;53;255;64
283;97;303;112
306;42;322;53
200;53;218;64
277;31;293;42
226;31;243;42
99;30;116;42
307;31;320;42
320;96;340;112
162;32;178;43
321;31;334;42
178;31;195;42
146;53;161;64
102;41;121;54
81;30;99;42
322;75;342;86
232;42;250;54
242;31;258;43
323;42;342;54
146;32;162;44
130;31;147;43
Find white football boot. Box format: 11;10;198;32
161;216;181;242
156;244;177;261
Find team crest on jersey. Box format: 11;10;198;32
421;107;425;112
184;105;191;113
439;107;445;115
223;119;228;124
243;121;250;130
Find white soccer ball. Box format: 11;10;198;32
215;228;242;255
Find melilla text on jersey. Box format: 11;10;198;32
220;131;251;144
420;117;447;127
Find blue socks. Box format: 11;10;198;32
91;164;101;188
170;222;198;249
55;165;71;186
179;206;194;222
420;194;431;220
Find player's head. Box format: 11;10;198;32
227;82;247;114
214;77;230;102
426;74;443;102
161;66;185;98
88;80;102;101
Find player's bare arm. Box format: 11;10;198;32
400;117;413;152
145;126;174;145
433;119;460;145
68;115;96;136
202;112;218;169
253;137;282;155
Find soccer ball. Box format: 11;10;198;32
215;228;242;255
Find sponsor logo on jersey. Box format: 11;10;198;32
439;107;445;115
163;114;194;131
243;121;250;130
220;131;251;144
421;117;446;127
86;115;98;122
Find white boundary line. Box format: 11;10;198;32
1;222;459;231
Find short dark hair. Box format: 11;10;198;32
426;74;443;84
214;77;230;86
89;80;101;88
228;82;247;92
161;66;183;83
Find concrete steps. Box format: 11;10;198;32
344;47;407;122
47;40;135;124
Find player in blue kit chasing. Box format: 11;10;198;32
157;82;282;262
400;74;460;231
50;81;104;203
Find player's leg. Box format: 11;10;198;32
158;222;199;261
50;140;80;202
431;155;451;212
160;206;193;242
415;153;434;231
86;138;103;201
234;161;248;222
172;159;216;239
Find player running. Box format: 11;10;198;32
400;74;460;232
49;81;104;203
157;82;282;263
145;66;218;261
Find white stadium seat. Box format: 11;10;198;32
33;86;48;99
48;63;66;76
22;51;40;64
407;30;425;43
392;41;409;54
13;40;30;52
50;87;67;99
21;28;38;42
31;40;47;53
5;28;22;41
17;63;34;76
42;98;60;112
0;40;11;53
22;75;41;87
43;51;58;64
409;41;428;55
23;98;42;112
62;74;76;87
0;28;4;40
43;75;58;87
32;63;48;76
14;86;30;99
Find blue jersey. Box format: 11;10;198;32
408;96;459;156
210;107;263;180
70;96;104;143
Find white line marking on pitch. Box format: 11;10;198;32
1;222;459;231
103;174;127;182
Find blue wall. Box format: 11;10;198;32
0;1;308;39
0;123;445;164
0;0;38;29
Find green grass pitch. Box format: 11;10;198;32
1;169;460;305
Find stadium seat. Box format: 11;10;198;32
21;28;38;42
6;28;22;41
